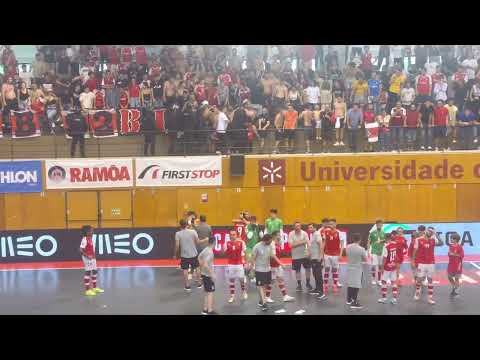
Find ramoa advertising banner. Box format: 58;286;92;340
0;161;43;193
135;156;222;187
45;158;134;189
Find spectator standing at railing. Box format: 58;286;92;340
419;100;434;150
68;108;88;158
17;81;30;111
389;102;406;151
142;107;156;156
346;103;363;153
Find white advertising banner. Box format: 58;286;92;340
136;156;222;187
45;159;134;189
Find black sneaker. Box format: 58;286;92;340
308;289;319;295
296;284;303;292
452;290;460;297
201;309;208;315
306;283;313;291
261;303;268;312
184;286;192;292
317;294;327;301
350;302;363;309
207;311;218;315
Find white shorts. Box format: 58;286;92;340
82;256;97;271
324;255;339;269
271;266;285;279
417;264;435;278
381;270;398;282
226;264;245;279
370;254;384;266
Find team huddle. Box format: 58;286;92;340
76;211;465;314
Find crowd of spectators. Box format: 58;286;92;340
1;45;480;155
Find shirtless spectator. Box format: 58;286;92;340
163;75;177;109
272;80;288;112
261;73;275;110
2;77;18;125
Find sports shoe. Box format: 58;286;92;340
242;291;248;300
283;294;295;302
201;309;208;315
334;142;339;146
184;286;192;293
261;303;268;312
197;282;203;289
265;297;275;303
474;138;478;144
228;295;235;303
337;282;343;288
85;289;96;296
308;289;319;295
428;146;433;150
346;300;353;305
452;290;460;297
371;279;377;285
414;293;420;301
93;287;104;293
420;146;425;150
350;302;363;309
250;278;256;283
258;301;264;307
376;281;382;286
340;142;345;146
317;294;327;301
452;139;457;144
306;283;313;291
428;298;436;305
378;297;387;304
296;284;303;292
391;298;397;305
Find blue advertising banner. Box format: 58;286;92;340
0;161;43;193
370;222;480;256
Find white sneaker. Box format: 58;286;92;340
228;296;235;303
250;278;256;283
265;297;275;303
414;293;420;301
337;282;343;288
334;142;339;146
378;298;387;304
453;139;457;144
420;146;425;150
428;298;436;305
242;291;248;300
474;138;478;144
283;295;295;302
340;142;345;146
391;298;397;305
371;279;377;285
377;281;382;286
428;146;433;150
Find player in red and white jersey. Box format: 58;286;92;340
79;225;104;296
218;71;232;87
223;230;248;303
264;230;295;303
134;46;147;65
447;232;464;297
415;69;432;102
319;218;330;240
452;66;467;85
232;211;249;243
393;228;408;286
323;218;344;293
378;233;399;305
412;226;443;304
121;46;133;64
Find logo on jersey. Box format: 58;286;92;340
258;159;286;186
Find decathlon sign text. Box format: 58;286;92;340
0;161;43;193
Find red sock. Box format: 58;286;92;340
84;274;90;291
265;284;272;298
428;284;433;297
278;283;287;297
381;280;387;298
392;286;398;298
323;269;330;286
92;273;97;289
240;280;246;292
332;269;338;287
229;279;235;296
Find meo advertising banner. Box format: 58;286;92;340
45;159;134;189
0;161;43;193
136;156;222;187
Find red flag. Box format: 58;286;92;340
154;109;166;132
88;109;118;138
365;122;379;143
119;109;142;135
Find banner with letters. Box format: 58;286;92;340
45;158;134;189
88;109;118;138
10;110;41;138
135;156;222;187
0;161;43;193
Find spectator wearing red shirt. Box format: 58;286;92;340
84;72;98;92
415;69;432;104
390;102;406;151
135;46;148;65
206;84;219;107
433;100;449;150
363;103;375;151
128;78;141;108
405;104;421;150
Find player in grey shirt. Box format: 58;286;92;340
251;233;284;311
346;233;368;310
194;215;212;252
288;222;312;292
310;224;327;300
174;219;201;292
198;237;217;315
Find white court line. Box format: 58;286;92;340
460;274;477;284
469;262;480;270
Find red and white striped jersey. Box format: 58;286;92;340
80;236;95;258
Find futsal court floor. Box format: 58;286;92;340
1;259;480;315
